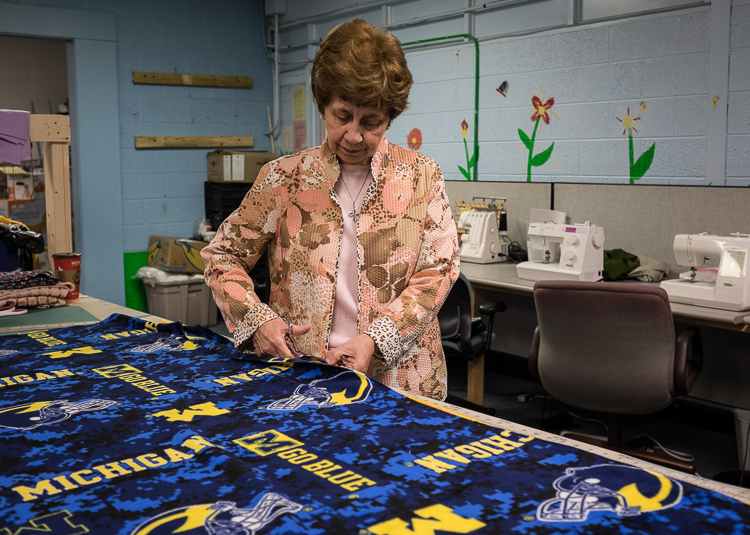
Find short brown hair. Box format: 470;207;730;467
311;18;413;122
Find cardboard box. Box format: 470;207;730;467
10;176;34;200
147;236;208;274
0;165;32;200
207;150;278;183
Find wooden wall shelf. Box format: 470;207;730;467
132;71;253;88
134;136;254;149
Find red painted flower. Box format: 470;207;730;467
407;128;422;150
530;94;556;125
460;119;469;138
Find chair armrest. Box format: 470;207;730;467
673;326;703;396
478;301;505;354
528;326;541;381
479;301;507;317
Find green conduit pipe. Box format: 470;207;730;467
401;34;480;181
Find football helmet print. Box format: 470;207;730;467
130;492;303;535
267;370;373;411
129;335;198;353
0;399;117;430
537;464;683;522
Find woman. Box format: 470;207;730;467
201;18;459;401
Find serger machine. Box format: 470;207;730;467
457;197;508;264
660;232;750;311
516;221;605;282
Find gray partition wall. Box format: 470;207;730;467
554;184;750;277
445;181;553;250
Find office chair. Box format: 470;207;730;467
529;280;703;474
438;272;506;415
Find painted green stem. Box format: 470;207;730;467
526;118;540;182
628;128;635;184
463;138;470;173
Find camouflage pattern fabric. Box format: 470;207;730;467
0;314;748;534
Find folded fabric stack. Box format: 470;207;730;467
604;249;670;282
0;271;74;308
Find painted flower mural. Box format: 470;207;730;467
519;88;558;182
616;106;655;184
407;128;422;150
459;119;478;181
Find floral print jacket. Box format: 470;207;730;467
201;136;460;400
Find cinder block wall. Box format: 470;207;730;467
728;0;750;185
390;6;735;186
113;0;273;252
6;0;271;255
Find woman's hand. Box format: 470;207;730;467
322;334;375;374
252;318;311;359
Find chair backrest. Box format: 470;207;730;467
532;280;678;415
438;272;472;341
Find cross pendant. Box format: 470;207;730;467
349;208;359;223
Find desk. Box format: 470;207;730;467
459;262;750;406
1;307;749;532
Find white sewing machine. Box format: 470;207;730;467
458;210;508;264
660;233;750;311
516;221;605;281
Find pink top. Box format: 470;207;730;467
329;164;372;348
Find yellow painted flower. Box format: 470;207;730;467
616;106;642;135
461;119;469;138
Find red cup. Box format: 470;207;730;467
52;252;81;299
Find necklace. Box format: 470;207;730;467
341;171;369;224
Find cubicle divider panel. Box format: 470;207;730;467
445;181;553;249
554;184;750;276
445;181;552;377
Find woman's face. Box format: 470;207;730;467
324;95;389;165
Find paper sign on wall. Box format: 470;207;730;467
292;85;307;152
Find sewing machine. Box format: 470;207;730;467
457;198;508;264
516;221;605;282
660;232;750;311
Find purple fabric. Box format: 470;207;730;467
0;109;31;165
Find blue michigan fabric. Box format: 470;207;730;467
0;314;748;534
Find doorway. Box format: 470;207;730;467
0;2;125;304
0;34;69;271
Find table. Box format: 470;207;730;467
458;262;750;406
0;294;165;334
461;262;750;328
1;306;749;533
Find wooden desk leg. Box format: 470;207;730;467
467;286;486;405
472;287;485;317
467;354;485;406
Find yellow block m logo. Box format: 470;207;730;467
150;402;229;422
368;504;486;535
42;346;102;359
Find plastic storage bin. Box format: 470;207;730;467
143;278;219;326
204;182;253;231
